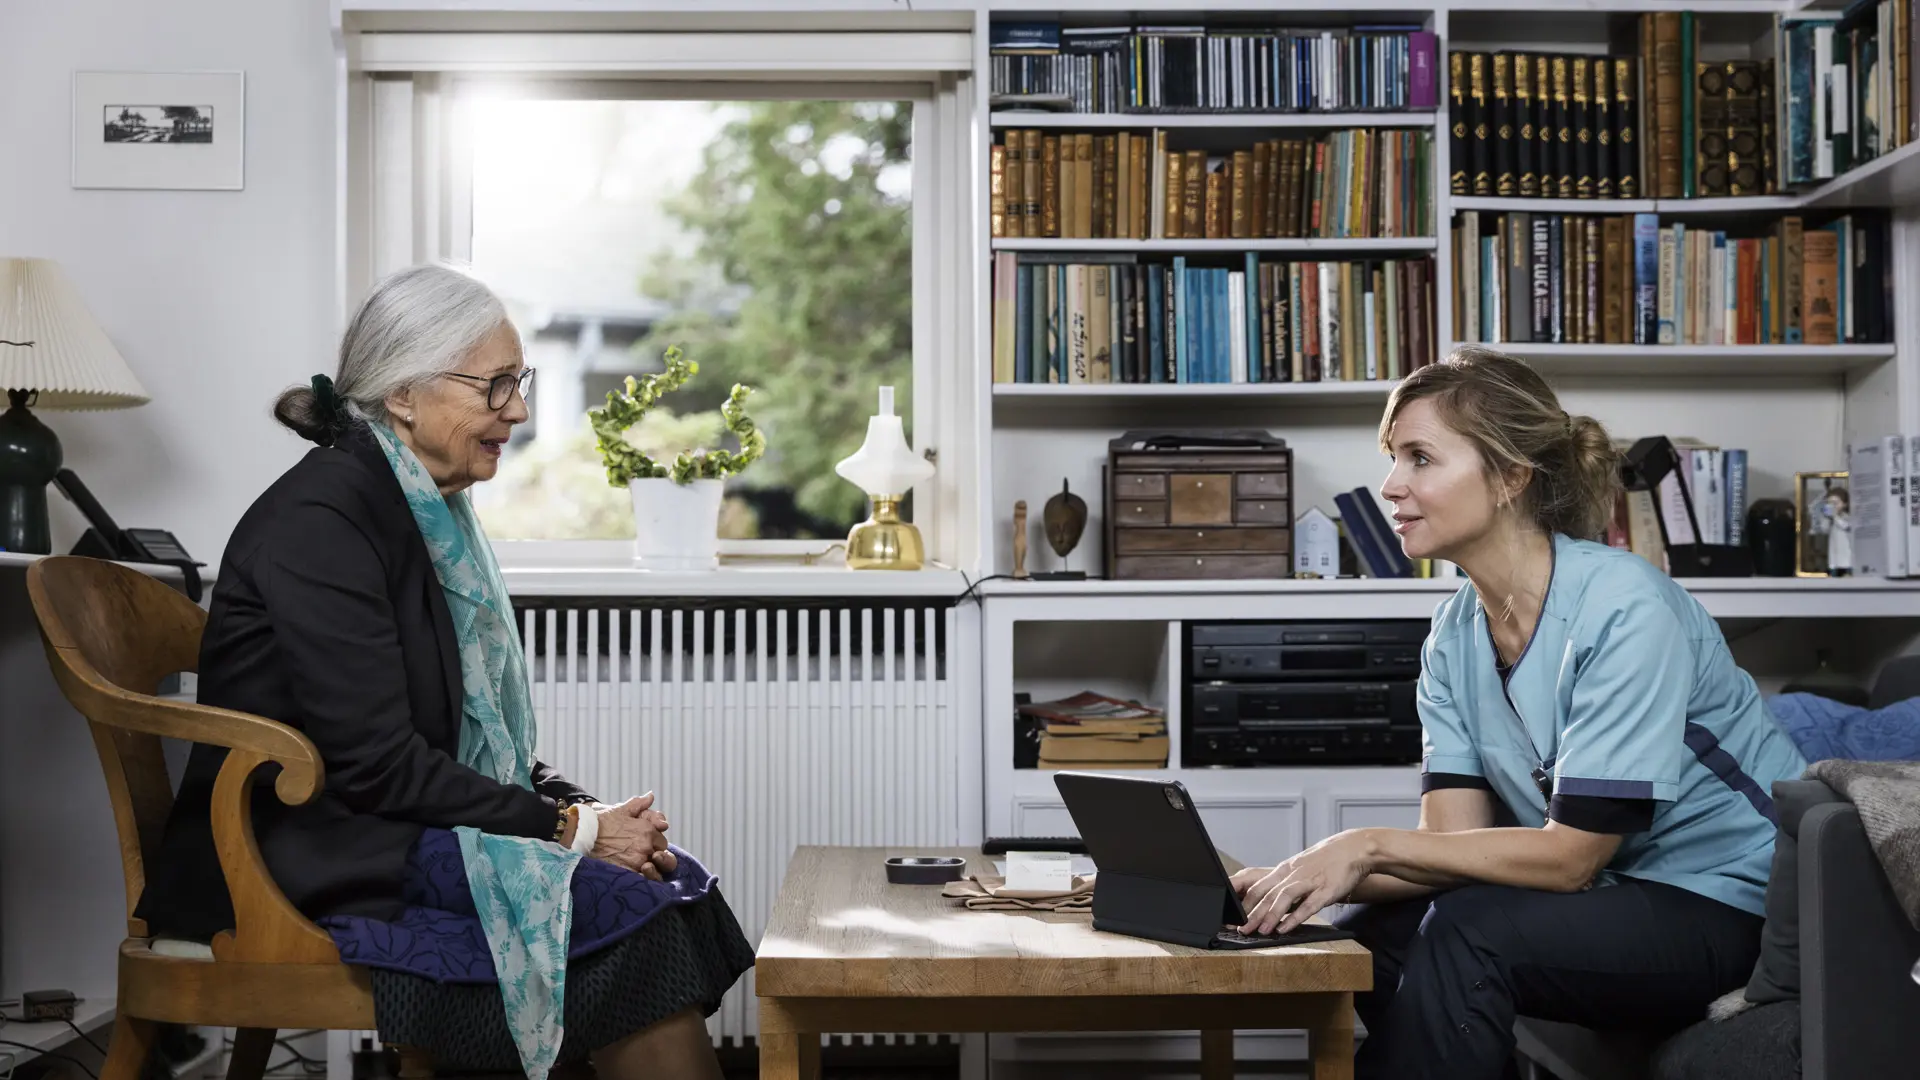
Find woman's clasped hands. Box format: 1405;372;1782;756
588;792;679;881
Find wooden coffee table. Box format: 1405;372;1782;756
755;846;1371;1079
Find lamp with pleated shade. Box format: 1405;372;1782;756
0;258;149;554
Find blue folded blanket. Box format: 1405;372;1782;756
1766;692;1920;764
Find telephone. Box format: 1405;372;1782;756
52;468;204;602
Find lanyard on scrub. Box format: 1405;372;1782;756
1489;619;1555;814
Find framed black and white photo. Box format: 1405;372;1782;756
72;71;244;190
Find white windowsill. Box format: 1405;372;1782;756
500;560;971;597
491;542;970;597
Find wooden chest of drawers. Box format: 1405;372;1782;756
1102;432;1294;581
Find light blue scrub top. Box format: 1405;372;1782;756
1419;533;1807;915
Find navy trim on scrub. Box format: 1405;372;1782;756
1683;722;1780;826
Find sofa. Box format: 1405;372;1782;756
1515;657;1920;1080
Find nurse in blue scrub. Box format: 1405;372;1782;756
1230;346;1806;1080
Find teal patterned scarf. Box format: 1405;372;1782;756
368;419;579;1080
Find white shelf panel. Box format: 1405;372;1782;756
1798;140;1920;209
986;577;1457;598
980;575;1920;619
0;995;115;1067
988;0;1437;11
992;237;1437;253
0;550;185;582
1452;142;1920;213
500;563;969;598
990;111;1438;129
1456;342;1897;377
1450;195;1802;215
1448;0;1796;12
992;380;1398;405
1010;764;1421;802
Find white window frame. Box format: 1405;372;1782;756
341;31;976;571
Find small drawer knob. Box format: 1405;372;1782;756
1194;558;1204;565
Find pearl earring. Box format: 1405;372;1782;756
405;414;414;426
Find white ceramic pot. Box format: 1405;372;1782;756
628;477;724;570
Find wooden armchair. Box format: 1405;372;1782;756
25;556;430;1080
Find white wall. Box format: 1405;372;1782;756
0;0;337;569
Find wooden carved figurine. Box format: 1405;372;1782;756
1043;479;1087;560
1012;500;1030;579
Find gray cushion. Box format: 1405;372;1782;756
1649;999;1799;1080
1743;779;1841;1004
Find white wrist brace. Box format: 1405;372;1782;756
568;803;599;856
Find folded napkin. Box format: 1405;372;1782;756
942;871;1096;912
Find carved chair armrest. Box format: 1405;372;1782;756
44;661;340;965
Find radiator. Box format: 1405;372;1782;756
522;600;968;1047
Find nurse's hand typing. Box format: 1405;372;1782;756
1236;830;1375;935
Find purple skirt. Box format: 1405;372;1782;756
318;827;720;982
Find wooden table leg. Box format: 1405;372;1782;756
758;998;821;1080
759;1032;820;1080
1306;992;1356;1080
1200;1029;1235;1080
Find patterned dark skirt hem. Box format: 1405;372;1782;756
367;886;754;1070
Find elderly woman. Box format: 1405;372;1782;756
135;265;752;1080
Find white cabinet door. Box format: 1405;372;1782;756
1332;797;1423;833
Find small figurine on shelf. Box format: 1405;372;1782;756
1824;488;1852;576
1033;479;1087;581
1012;499;1030;580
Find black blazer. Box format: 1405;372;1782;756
136;422;590;940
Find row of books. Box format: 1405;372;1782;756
1451;7;1920;200
1450;51;1652;200
1605;434;1920;581
988;252;1438;385
1639;13;1780;199
1014;692;1168;770
1848;435;1920;579
1452;210;1892;347
1783;3;1915;184
988;128;1434;240
989;22;1439;115
1604;440;1750;572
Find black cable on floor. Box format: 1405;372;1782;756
0;1040;100;1080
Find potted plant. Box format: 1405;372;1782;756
588;345;765;570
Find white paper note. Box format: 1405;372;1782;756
1003;850;1077;892
993;856;1096;878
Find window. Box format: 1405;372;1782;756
459;93;914;542
346;29;976;567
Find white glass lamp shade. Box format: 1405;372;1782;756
834;386;933;496
0;258;149;409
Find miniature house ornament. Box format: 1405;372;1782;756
1295;507;1338;578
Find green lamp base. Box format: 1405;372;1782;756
0;389;62;555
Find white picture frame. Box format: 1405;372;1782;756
71;71;245;190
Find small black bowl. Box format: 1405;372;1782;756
885;855;966;885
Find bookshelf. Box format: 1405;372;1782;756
989;111;1441;129
990;237;1438;252
1467;341;1896;375
973;1;1920;907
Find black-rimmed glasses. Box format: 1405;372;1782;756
444;367;535;410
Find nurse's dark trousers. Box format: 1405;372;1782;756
1329;880;1763;1080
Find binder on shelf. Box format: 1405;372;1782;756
1621;436;1751;577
